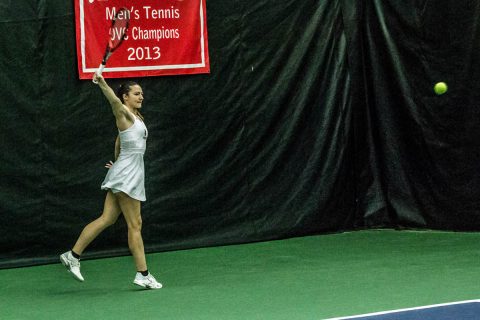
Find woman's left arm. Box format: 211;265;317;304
114;135;120;160
105;135;120;169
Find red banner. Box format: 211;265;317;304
75;0;210;79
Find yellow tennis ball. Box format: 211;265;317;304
434;82;448;95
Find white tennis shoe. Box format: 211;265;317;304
133;272;162;289
60;251;84;282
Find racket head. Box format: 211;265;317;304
108;7;130;52
95;7;130;81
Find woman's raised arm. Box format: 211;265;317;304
93;73;127;119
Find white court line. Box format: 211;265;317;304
323;299;480;320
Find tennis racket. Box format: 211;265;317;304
93;7;130;83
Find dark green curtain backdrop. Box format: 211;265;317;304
1;0;479;268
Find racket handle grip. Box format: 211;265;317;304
92;64;105;84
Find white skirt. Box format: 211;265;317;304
101;153;146;201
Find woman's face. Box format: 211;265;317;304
123;85;144;109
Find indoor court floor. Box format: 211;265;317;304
1;230;479;319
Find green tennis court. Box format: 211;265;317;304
1;230;479;320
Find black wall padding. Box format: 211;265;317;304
1;0;479;268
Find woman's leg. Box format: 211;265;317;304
115;192;147;271
72;191;122;255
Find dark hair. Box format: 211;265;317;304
116;81;139;103
115;81;144;121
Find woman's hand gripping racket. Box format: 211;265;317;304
93;8;130;83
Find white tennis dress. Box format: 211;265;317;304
101;117;148;201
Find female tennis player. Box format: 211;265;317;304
60;73;162;289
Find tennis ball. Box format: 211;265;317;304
434;82;448;95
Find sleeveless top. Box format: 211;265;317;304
101;117;148;201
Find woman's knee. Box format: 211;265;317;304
127;216;142;232
99;213;118;227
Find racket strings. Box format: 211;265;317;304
109;10;129;50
